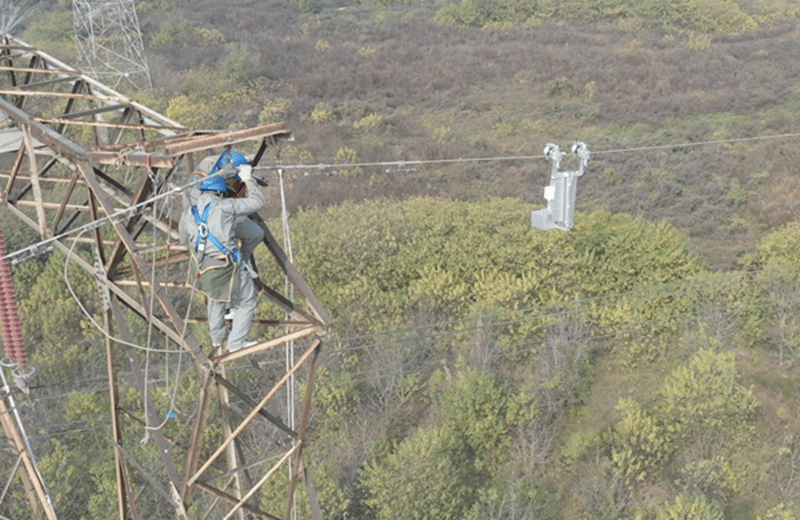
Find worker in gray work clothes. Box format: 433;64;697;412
181;151;266;264
180;155;265;352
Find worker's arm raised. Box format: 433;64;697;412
230;165;266;215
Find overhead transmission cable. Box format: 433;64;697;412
4;128;800;265
251;131;800;173
9;125;800;388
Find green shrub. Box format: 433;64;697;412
655;494;723;520
259;98;294;125
361;428;477;520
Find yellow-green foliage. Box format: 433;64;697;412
653;349;757;499
150;19;226;48
572;211;705;337
195;26;226;46
760;503;800;520
17;250;101;381
165;78;263;128
657;349;757;444
353;112;385;136
361;428;476;520
258;98;294;125
314;39;332;52
440;369;517;464
313;364;360;431
333;146;360;175
311;101;337;123
606;397;669;487
739;222;800;354
166;94;214;128
756;221;800;268
655;494;723;520
287;199;703;346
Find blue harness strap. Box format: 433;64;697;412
192;203;246;268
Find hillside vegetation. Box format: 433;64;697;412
4;0;800;519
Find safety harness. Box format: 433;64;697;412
191;203;247;270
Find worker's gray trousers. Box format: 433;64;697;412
235;217;264;259
207;268;258;351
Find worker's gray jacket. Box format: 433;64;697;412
181;176;265;301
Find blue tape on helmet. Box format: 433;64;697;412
199;176;228;193
209;151;250;175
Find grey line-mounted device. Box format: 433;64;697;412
531;141;590;231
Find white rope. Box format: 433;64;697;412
141;197;162;439
63;193;203;354
63;195;199;439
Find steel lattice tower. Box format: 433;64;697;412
73;0;152;91
0;36;329;520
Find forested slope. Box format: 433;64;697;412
4;0;800;518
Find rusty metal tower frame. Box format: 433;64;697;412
73;0;152;90
0;35;330;520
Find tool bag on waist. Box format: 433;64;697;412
188;203;244;303
188;253;239;303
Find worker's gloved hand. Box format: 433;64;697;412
237;164;253;182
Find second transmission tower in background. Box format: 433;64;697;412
72;0;152;91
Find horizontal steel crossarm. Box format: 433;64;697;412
214;325;322;363
35;117;186;134
51;102;128;120
0;88;130;104
163;122;290;155
87;151;176;168
0;37;186;131
9;75;77;90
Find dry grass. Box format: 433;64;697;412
133;4;800;272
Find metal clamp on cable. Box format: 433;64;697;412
531;140;590;231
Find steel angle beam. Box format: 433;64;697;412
0;35;329;520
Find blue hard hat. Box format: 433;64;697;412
209;151;249;175
199;176;228;193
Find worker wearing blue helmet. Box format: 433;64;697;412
209;151;266;260
179;150;265;352
180;150;267;266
